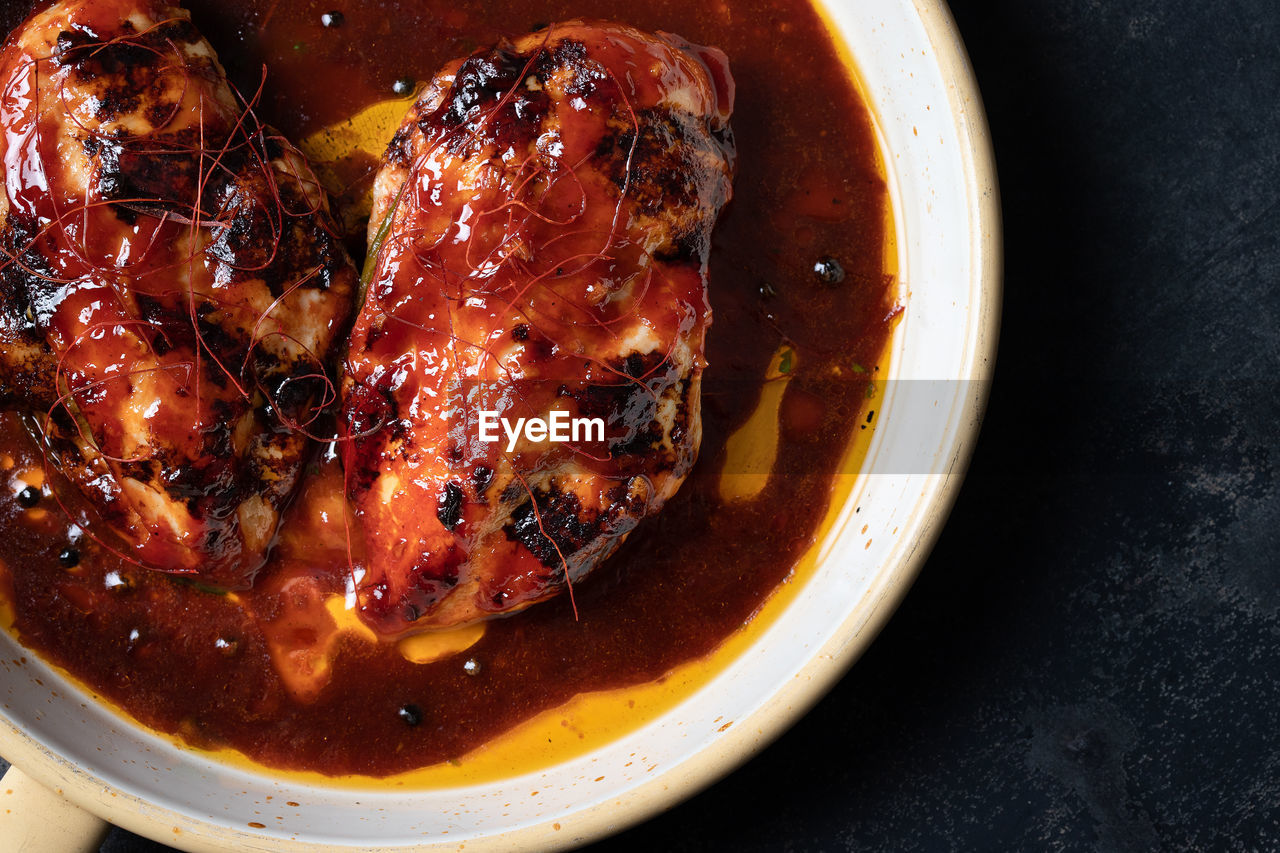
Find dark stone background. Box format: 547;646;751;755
3;0;1278;849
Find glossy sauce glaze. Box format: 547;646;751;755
0;0;358;588
343;22;735;634
0;0;894;776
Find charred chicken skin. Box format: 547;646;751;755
344;22;735;633
0;1;356;587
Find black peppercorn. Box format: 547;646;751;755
398;704;423;726
320;11;344;28
58;547;79;568
392;78;415;96
16;485;40;508
813;256;846;285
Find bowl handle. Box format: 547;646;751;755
0;764;110;852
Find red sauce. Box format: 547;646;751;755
0;0;893;776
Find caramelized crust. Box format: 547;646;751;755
344;21;735;632
0;0;356;587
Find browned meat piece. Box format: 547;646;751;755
0;0;357;587
343;21;735;633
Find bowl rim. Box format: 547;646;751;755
0;0;1001;848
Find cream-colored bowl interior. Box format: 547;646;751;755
0;0;999;849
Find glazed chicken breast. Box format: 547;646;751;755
0;0;356;587
343;21;735;633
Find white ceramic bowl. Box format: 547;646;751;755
0;0;999;848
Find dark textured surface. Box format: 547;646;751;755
3;0;1279;849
